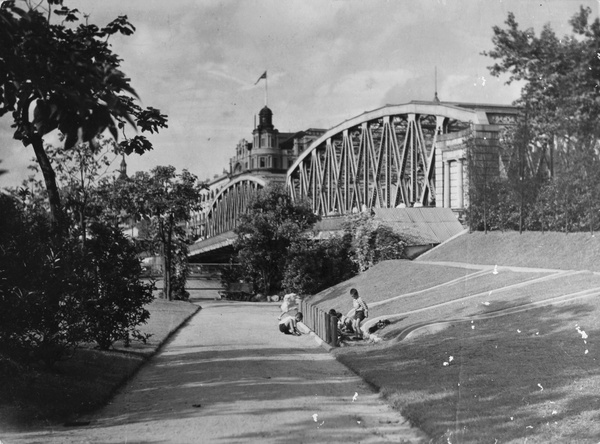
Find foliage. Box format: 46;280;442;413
101;166;203;300
232;183;320;295
283;235;357;295
0;0;167;226
0;195;86;366
342;213;408;272
467;7;600;233
80;222;154;350
0;195;155;365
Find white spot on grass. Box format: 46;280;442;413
585;350;589;354
352;392;358;402
576;326;588;340
552;410;558;415
482;302;490;306
493;265;498;274
517;329;521;333
449;356;454;362
443;361;449;366
312;414;318;422
538;383;544;391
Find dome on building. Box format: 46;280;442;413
256;106;274;131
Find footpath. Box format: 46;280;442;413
3;299;426;444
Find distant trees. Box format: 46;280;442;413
283;236;356;296
232;183;319;295
103;166;204;300
468;6;600;233
225;183;409;296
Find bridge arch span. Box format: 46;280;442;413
206;175;267;238
286;101;490;216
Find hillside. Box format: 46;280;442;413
418;230;600;272
325;230;600;442
306;230;600;340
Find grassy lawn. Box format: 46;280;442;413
0;298;199;432
328;230;600;443
335;297;600;443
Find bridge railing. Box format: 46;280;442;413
299;300;338;347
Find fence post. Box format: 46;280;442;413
329;313;338;347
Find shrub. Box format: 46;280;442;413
82;222;154;350
283;235;357;295
343;213;408;272
0;197;155;364
0;196;87;366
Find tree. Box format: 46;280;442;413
25;136;123;246
481;6;600;233
81;222;154;350
106;166;203;300
233;183;320;295
283;236;357;295
0;0;167;229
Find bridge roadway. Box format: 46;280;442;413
7;299;426;443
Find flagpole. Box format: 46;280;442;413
265;72;268;107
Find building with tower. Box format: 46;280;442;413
189;105;325;241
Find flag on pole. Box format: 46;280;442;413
254;71;267;85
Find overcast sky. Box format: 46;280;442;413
0;0;597;188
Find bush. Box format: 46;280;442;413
343;213;408;272
0;196;155;365
283;235;357;295
0;196;86;366
82;222;154;350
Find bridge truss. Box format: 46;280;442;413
205;176;267;238
286;103;480;216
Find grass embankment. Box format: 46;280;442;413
0;299;199;432
420;230;600;272
320;230;600;443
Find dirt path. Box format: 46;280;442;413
5;300;425;443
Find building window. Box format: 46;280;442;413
259;157;265;168
274;158;278;169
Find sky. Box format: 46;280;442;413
0;0;597;188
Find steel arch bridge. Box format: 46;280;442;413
205;175;267;238
190;101;516;260
285;102;494;216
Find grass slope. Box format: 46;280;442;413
332;230;600;443
420;230;600;272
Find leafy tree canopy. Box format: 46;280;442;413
0;0;167;225
234;183;320;295
484;6;600;148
